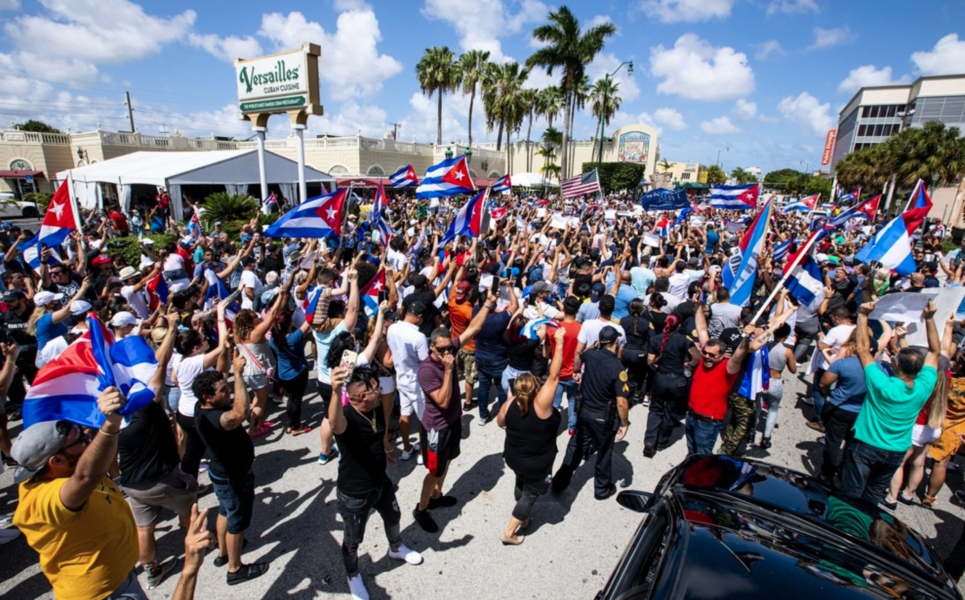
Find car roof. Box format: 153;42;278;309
662;455;957;599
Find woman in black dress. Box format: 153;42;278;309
497;326;565;545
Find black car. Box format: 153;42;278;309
598;455;962;600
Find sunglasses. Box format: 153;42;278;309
702;351;721;360
434;345;456;354
349;387;379;402
58;424;92;452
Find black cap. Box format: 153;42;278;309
406;299;430;317
599;326;620;343
411;274;429;289
2;289;25;303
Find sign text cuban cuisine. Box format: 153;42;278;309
234;44;321;115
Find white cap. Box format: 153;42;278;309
141;238;154;246
110;311;138;327
69;300;92;315
33;291;64;307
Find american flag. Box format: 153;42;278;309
561;170;601;199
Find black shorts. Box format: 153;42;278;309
420;418;462;478
315;380;332;419
210;470;255;535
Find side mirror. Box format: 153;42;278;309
616;490;652;513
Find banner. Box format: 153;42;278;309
640;188;690;211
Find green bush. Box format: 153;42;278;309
23;192;53;212
582;162;647;193
105;234;178;267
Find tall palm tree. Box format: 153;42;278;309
658;159;675;173
526;6;617;179
494;63;529;174
416;46;459;145
705;165;727;186
457;49;490;147
520;88;539;171
591;77;621;150
835;144;890;193
569;75;592;161
537;86;562;129
887;121;965;189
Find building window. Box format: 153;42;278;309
858;124;867;136
366;164;385;176
328;165;350;175
681;173;691;180
488;171;501;178
8;158;32;171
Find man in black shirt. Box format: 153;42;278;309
193;359;267;586
329;365;423;600
402;266;457;338
1;289;36;406
552;326;630;500
117;313;194;589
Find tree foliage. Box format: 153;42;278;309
201;192;260;237
762;168;805;191
16;120;61;133
416;46;459;145
584;162;646;192
705;165;727;186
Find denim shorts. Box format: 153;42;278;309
209;470;255;534
243;372;269;391
164;385;181;415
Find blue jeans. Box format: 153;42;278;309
685;413;724;455
476;357;508;420
811;368;826;419
553;379;579;431
839;439;906;505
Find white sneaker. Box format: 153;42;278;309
0;528;21;545
400;443;421;461
387;543;424;565
416;452;424;466
347;573;370;600
199;459;210;474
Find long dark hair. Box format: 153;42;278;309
505;314;528;344
652;313;681;367
326;331;358;370
629;298;645;336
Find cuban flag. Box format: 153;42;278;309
370;180;395;243
902;179;933;233
781;194;820;214
21;179;76;269
390;164;419;188
491;207;508;221
522;318;559;340
738;346;770;399
828;194;881;229
440;189;488;245
22;316;159;429
711;183;759;210
303;285;325;323
855;210;919;275
416;155;476;199
491;174;512;193
839;188;860;203
656;217;671;237
722;195;774;307
265;188;347;239
360;269;385;317
783;229;829;305
187;210;202;238
204;270;240;325
772;238;796;263
145;271;169;312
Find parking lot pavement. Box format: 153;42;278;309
2;366;964;599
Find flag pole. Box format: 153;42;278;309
749;227;825;326
67;172;82;231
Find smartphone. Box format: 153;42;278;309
492;276;501;291
340;350;358;375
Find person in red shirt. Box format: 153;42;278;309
686;301;755;455
547;296;582;434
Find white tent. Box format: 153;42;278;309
56;150;335;220
512;172;559;188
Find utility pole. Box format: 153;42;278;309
125;91;136;133
159;122;169;136
389;122;401;140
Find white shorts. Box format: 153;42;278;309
398;385;424;419
379;376;396;395
912;423;942;447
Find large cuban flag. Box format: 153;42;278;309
264;188;347;239
781;194;820;214
783;228;830;305
828;194;881;228
711;183;759;210
491;174;512;193
22;316;159;429
855;211;918;275
722;195;773;307
440;189;488;245
370;180;395;243
22;179;76;268
416;155;476;199
390;164;419;188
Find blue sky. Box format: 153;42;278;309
1;0;964;174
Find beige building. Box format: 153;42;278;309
655;161;707;186
1;121;659;197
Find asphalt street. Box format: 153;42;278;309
2;363;965;600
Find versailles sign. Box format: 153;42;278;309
234;43;322;118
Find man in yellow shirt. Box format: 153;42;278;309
12;386;144;600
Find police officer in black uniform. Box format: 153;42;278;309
1;289;36;409
551;326;630;500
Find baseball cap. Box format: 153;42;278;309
599;326;620;343
455;280;472;299
111;311;138;327
11;420;71;483
141;238;154;246
532;281;554;294
411;274;428;289
92;255;112;266
2;289;26;303
33;291;64;307
69;300;92;315
405;299;430;317
590;283;606;302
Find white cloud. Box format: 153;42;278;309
187;33;262;63
0;0;21;9
5;0;195;66
911;33;965;75
638;0;735;24
333;0;370;9
778;91;835;137
587;15;614;29
766;0;818;15
305;102;388;138
838;65;910;94
422;0;548;63
587;53;640;101
755;40;784;61
259;10;402;100
734;99;757;120
524;68;560;89
654;108;687;130
700;116;741;135
650;34;754;101
810;26;853;50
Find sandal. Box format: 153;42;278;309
226;562;269;585
923;494;938;507
500;533;525;546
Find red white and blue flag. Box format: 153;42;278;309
22;316;159;429
781;194;820;214
783;228;830;305
370;180;395;243
839;187;860;203
902;179;933;233
491;174;512;193
203;270;239;326
304;286;325;323
188;210;202;238
360;269;385;317
264;188;347;239
828;194;881;228
711;183;759;210
22;179;76;269
390;164;419;188
722;195;774;306
440;188;488;245
416;155;475;199
145;271;169;312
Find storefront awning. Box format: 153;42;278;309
0;170;44;179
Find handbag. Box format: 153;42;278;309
240;341;277;382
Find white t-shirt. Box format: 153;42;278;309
122;285;150;319
668;270;704;300
578;319;627;348
811;324;856;372
523;302;560;321
240;270;263;310
163;254;184;272
386;321;428;398
176;354;209;417
386;248;407;273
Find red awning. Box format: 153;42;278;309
474;179;494;187
0;170;44;179
336;177;389;188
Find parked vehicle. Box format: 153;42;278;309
598;455;961;600
0;193;40;218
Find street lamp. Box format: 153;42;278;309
464;146;472;164
897;108;916;131
801;161;809;175
445;146;453;160
597;60;634;173
716;147;728;167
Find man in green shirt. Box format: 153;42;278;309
839;300;939;505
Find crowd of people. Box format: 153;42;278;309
1;185;965;599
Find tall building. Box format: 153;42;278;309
831;74;965;169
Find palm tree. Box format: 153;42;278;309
887;121;965;189
705;165;727;186
526;6;617;179
537;86;562;129
483;62;529;156
730;167;753;185
497;63;530;174
834;144;890;193
591;77;621;141
457;49;490;147
416;46;459;145
658;159;675;173
519;88;540;171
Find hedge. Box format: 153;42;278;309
582;162;647;193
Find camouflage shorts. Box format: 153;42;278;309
456;348;478;386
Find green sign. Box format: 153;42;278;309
240;95;306;113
